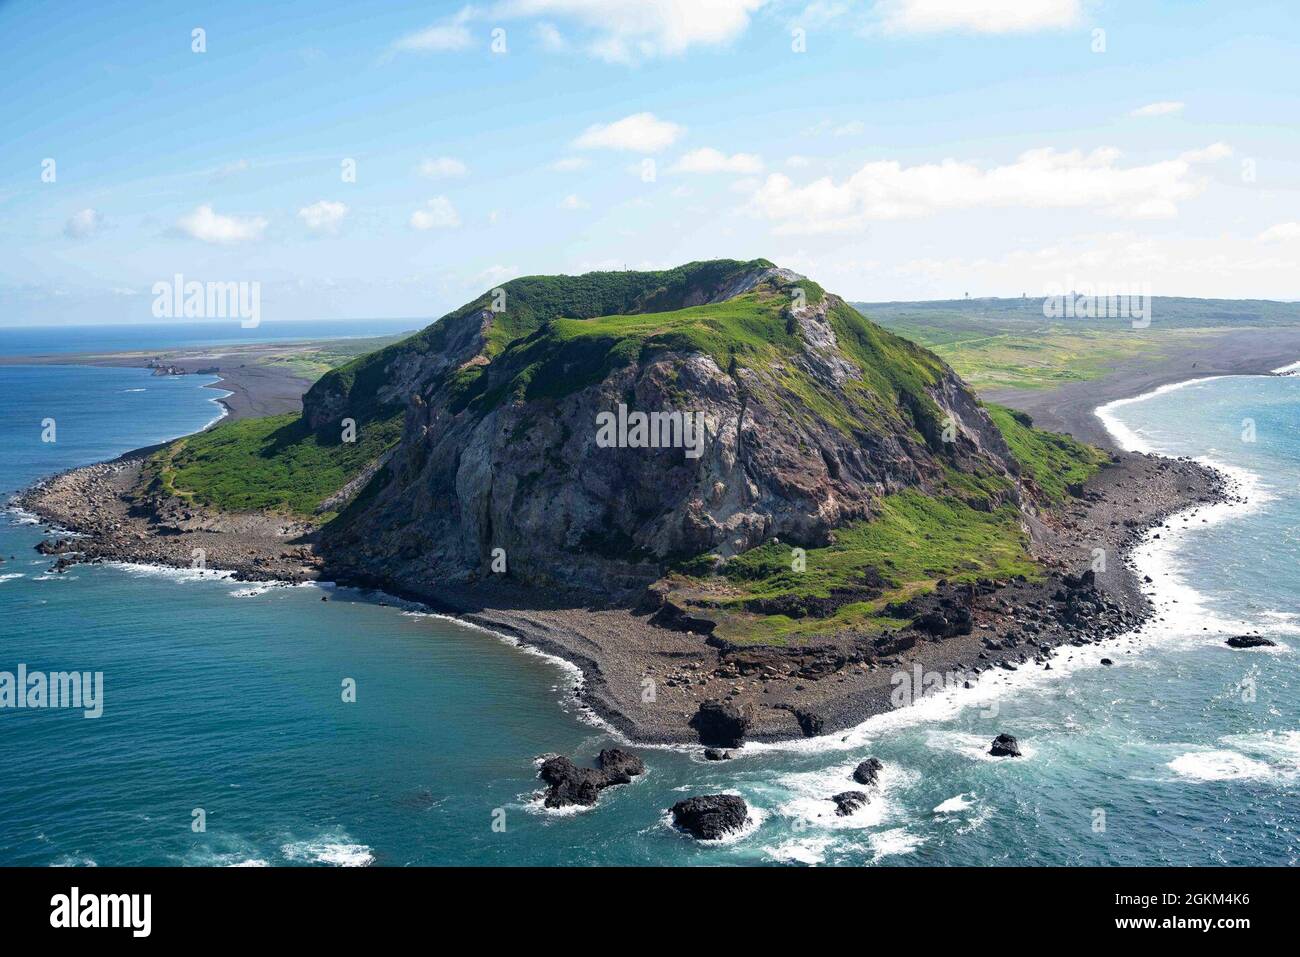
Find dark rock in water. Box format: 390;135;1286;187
596;748;645;783
1100;658;1114;666
537;756;604;808
703;748;731;761
989;733;1021;757
1226;635;1276;649
670;794;749;840
690;699;751;748
831;791;868;816
853;757;884;786
35;538;76;556
538;750;645;808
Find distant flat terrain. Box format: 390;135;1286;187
0;332;411;421
855;297;1300;448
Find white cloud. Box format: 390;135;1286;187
64;208;103;238
878;0;1082;34
560;193;589;210
550;156;591;171
1259;222;1300;242
786;155;812;168
419;156;469;178
534;22;568;51
834;120;865;136
410;197;462;229
394;6;475;52
1131;100;1185;117
747;145;1231;234
177;204;268;243
669;147;764;174
493;0;766;62
1180;142;1232;163
573;112;684;152
298;200;349;233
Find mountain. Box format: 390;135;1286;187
142;260;1104;644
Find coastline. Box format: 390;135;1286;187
11;360;1250;748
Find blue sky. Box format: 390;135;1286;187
2;0;1298;325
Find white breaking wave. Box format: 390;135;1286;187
933;793;974;814
280;832;374;867
1168;731;1300;783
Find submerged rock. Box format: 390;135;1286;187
853;757;884;786
1226;635;1276;649
690;699;751;749
670;794;749;840
989;733;1021;757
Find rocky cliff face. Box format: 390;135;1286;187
307;261;1021;596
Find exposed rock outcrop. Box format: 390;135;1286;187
989;733;1021;757
831;791;868;816
853;757;884;786
670;794;749;840
537;749;645;808
1226;635;1275;648
690;700;751;749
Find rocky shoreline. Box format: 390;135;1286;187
13;440;1233;747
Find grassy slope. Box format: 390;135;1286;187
669;405;1107;645
150;412;402;516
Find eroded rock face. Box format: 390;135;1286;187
670;794;749;840
989;733;1022;757
690;700;751;749
537;749;645;808
309;265;1022;597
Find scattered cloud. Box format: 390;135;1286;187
573;112;684;152
560;193;589;210
298;200;349;233
64;208;103;239
1180;142;1232;163
878;0;1083;34
419;156;469;178
176;204;268;243
669;147;763;174
1131;100;1185;117
393;6;476;53
834;120;865;136
786;155;812;168
550;156;590;172
1259;222;1300;242
493;0;766;63
534;22;568;51
212;159;252;181
747;144;1231;234
410;196;462;229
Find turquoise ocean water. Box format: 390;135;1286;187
1;329;1296;866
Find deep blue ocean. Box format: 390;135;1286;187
1;326;1297;866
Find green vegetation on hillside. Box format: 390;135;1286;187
985;403;1109;502
149;411;402;515
311;259;779;417
666;404;1107;644
672;489;1038;644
